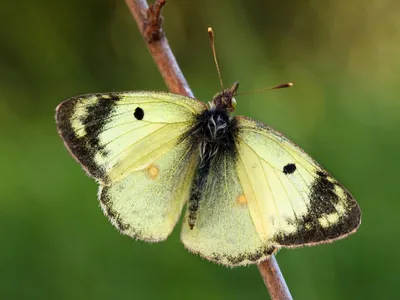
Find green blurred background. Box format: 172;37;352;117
1;0;399;299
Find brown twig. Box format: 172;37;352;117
123;0;293;299
124;0;193;97
258;256;293;300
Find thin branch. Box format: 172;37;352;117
258;256;293;300
123;0;293;299
124;0;193;97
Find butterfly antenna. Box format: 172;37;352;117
235;82;293;96
208;27;224;90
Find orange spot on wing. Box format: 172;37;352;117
147;164;159;180
236;194;247;206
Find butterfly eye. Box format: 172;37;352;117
231;97;237;109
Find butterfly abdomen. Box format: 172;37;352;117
187;108;239;229
188;158;211;229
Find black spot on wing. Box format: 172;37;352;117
275;172;361;246
56;94;120;181
134;107;144;120
283;163;296;174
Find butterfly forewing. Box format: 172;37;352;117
234;116;361;247
56;91;206;184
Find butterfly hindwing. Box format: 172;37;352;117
56;91;206;241
181;150;276;266
235;116;361;247
99;137;199;241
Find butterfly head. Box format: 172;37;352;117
211;82;239;113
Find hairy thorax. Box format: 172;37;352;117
198;109;235;161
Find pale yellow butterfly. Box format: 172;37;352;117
56;30;361;267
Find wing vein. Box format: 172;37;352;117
236;143;265;235
117;129;187;176
272;168;299;223
106;124;169;165
101;123;164;148
238;136;314;195
238;127;319;179
259;156;282;230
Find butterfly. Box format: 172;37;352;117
56;80;361;267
